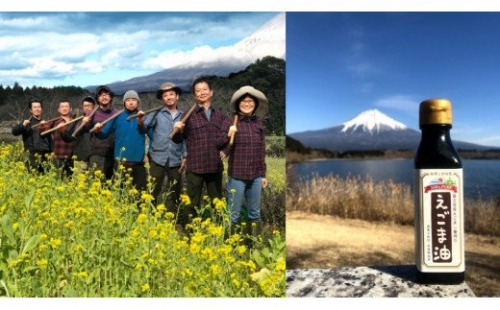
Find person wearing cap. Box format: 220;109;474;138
93;90;148;193
136;82;187;225
61;96;97;174
11;99;53;173
88;85;120;179
219;86;268;247
172;76;230;226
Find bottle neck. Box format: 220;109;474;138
420;124;452;140
416;124;462;168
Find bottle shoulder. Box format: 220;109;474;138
414;129;462;169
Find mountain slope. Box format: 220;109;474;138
289;109;496;152
86;13;285;95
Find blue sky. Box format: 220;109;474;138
0;12;278;89
286;12;500;148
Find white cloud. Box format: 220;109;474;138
0;12;282;88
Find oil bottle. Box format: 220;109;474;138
414;98;465;284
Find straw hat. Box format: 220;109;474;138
156;82;182;99
230;86;268;119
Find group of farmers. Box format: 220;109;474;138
11;77;269;244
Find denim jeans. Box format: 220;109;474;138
227;176;262;225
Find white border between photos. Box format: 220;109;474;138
3;0;500;12
1;296;489;309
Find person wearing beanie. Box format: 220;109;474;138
218;85;269;248
87;85;120;179
136;82;187;227
93;90;148;193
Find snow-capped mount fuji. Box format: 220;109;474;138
289;109;494;152
341;109;407;134
86;13;285;95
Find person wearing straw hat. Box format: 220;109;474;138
136;82;187;225
220;85;268;248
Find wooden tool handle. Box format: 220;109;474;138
31;116;60;128
40;116;84;136
72;105;99;137
89;110;124;133
168;103;198;139
229;114;238;146
126;105;163;121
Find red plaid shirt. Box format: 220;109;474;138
182;105;229;174
51;118;75;159
221;115;266;180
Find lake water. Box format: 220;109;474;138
292;159;500;201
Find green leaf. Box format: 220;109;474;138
1;215;16;245
24;188;35;209
21;234;40;256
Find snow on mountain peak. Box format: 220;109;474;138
341;109;407;134
234;13;285;61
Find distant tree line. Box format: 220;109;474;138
286;135;500;162
0;56;285;136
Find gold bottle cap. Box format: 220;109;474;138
419;98;452;127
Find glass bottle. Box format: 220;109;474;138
414;98;465;284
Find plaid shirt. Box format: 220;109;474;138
89;106;120;157
221;115;266;180
51;118;75;159
183;105;229;174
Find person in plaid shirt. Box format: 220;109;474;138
173;76;230;227
39;100;76;178
219;86;268;247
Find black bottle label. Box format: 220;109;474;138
414;168;465;272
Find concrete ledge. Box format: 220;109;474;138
286;265;476;297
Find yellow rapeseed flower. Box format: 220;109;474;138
207;225;223;237
276;259;286;272
210;264;221;277
236;245;246;255
148;229;158;238
136;214;147;223
36;259;48;268
214;198;226;211
49;238;62;249
141;193;154;204
189;243;200;254
180;194;190;205
75;271;88;278
181;268;193;277
156;204;166;212
141;283;150;292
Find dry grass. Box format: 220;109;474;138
287;211;500;297
287;172;500;236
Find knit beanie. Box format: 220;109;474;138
123;90;141;106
